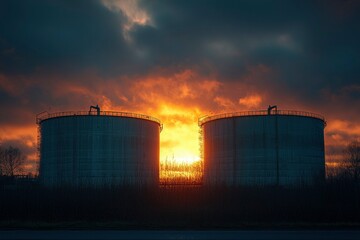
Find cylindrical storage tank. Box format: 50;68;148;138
199;109;326;186
37;111;161;187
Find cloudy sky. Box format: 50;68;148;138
1;0;359;173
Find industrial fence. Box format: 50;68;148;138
198;109;326;126
36;110;162;128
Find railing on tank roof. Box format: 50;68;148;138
198;110;326;126
36;110;162;127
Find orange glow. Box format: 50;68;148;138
327;120;360;137
0;125;37;142
150;103;203;183
117;70;220;183
157;104;200;161
238;94;262;108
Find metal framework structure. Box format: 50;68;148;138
198;109;326;127
36;110;162;129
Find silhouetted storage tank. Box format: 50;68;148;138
37;108;162;187
199;107;326;186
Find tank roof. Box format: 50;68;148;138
36;110;162;126
198;109;326;126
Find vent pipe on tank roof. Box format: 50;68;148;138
267;105;277;115
89;105;100;115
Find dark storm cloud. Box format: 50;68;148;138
134;0;311;69
0;0;137;75
135;0;359;106
138;0;360;94
1;0;359;90
0;0;359;111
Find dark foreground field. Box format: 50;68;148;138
1;230;360;240
0;178;360;229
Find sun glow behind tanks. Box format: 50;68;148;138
159;132;203;184
155;104;204;184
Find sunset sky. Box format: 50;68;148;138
0;0;359;173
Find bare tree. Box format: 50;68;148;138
0;146;26;176
342;140;360;183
